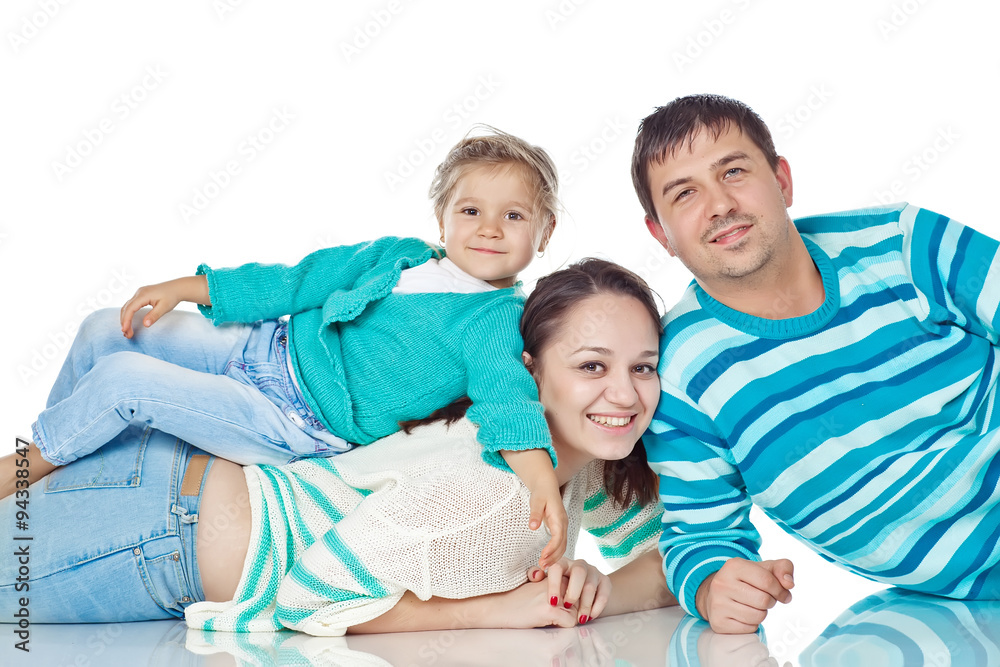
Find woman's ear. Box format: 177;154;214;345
522;351;534;373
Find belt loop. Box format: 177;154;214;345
171;504;199;524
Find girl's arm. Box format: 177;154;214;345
120;275;210;338
601;549;676;617
501;448;567;569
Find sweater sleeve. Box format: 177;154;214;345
644;387;761;620
273;421;542;636
579;462;664;569
461;297;555;471
196;236;434;324
900;204;1000;343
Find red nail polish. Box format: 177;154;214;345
550;596;558;607
563;601;572;609
579;615;588;624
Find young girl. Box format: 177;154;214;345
8;127;568;565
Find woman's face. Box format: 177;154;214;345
529;293;661;470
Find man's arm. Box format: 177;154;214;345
903;205;1000;341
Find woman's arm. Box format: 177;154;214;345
601;549;676;617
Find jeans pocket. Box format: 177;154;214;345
44;424;149;493
136;547;192;617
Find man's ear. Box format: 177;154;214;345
775;156;793;208
645;216;676;257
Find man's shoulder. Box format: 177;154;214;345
793;202;910;238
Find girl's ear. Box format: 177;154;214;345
537;215;557;252
438;220;445;246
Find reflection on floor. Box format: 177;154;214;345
6;587;1000;666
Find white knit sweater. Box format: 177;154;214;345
185;418;662;635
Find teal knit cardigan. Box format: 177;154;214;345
197;236;553;468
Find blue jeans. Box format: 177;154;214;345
32;308;350;467
0;427;208;622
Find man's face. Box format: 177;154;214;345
644;125;794;292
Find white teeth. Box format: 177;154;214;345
589;415;631;427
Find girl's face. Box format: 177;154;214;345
528;293;661;474
439;163;554;288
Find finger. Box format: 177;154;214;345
547;560;566;608
144;302;169;328
561;560;589;610
526;566;545;582
527;493;545;532
539;533;561;570
735;565;790;606
120;299;145;338
582;573;611;622
762;559;795;591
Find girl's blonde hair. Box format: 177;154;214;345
429;125;560;227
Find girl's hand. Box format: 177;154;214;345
529;557;612;625
697;558;795;634
531;479;568;570
120;275;210;338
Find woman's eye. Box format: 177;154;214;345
580;362;603;373
633;364;657;375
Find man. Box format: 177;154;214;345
634;94;1000;633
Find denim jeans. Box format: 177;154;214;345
32;308;350;467
0;427;208;622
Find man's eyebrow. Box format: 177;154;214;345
660;151;752;198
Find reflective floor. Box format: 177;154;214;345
7;512;1000;666
6;588;1000;666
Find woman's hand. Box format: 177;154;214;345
529;557;612;625
120;275;210;338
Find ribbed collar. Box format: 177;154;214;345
693;237;840;340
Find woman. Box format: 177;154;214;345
1;258;675;634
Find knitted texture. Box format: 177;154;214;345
645;203;1000;618
196;236;554;466
184;418;661;635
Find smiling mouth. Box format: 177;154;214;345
711;225;750;243
588;415;634;427
471;247;503;254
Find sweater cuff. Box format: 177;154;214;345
666;542;759;619
195;263;222;324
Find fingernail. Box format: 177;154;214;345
579;615;588;624
550;596;558;607
563;601;572;609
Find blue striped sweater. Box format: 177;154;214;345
645;203;1000;619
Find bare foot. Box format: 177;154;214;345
1;440;57;499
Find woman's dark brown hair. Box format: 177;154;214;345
401;258;663;508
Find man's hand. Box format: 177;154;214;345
696;557;794;634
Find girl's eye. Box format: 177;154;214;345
462;207;479;216
505;211;525;221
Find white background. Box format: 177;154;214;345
3;0;998;661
